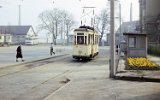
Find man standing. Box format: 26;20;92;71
16;45;24;62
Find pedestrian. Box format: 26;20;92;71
50;43;55;55
16;45;24;62
116;45;119;55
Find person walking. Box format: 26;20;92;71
116;45;119;55
16;45;24;62
50;43;55;55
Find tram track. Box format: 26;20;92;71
11;56;96;100
42;56;106;100
12;69;72;100
0;54;70;78
0;53;102;100
10;55;92;100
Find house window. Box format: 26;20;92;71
129;37;136;48
0;36;1;39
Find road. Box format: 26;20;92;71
0;45;160;100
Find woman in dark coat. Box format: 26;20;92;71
16;45;24;62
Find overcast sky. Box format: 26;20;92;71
0;0;139;31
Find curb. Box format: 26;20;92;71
114;75;160;83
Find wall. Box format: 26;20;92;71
12;35;26;44
145;0;160;17
0;35;4;43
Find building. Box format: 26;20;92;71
139;0;160;46
0;25;37;45
0;33;12;46
106;21;140;46
56;34;74;45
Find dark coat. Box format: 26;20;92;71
16;46;23;58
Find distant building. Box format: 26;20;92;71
107;21;140;46
0;33;12;46
0;25;37;45
139;0;160;46
56;34;74;45
68;34;74;45
118;21;140;34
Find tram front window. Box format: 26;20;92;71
77;36;84;44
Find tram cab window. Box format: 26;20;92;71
77;36;84;44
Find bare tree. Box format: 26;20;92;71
38;8;75;45
95;8;110;46
61;10;75;45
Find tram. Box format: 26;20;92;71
72;26;99;60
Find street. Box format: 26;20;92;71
0;45;160;100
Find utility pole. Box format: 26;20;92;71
119;3;121;34
119;3;122;45
130;2;133;22
110;0;116;78
18;5;21;25
139;0;143;33
18;0;23;26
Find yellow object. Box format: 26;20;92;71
127;57;158;67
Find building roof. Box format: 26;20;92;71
116;21;140;34
123;33;147;36
0;25;34;35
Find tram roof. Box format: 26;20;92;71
74;26;95;31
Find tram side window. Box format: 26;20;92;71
91;35;93;44
77;36;84;44
74;36;76;44
88;34;90;44
93;36;94;44
95;35;98;44
95;35;97;44
85;36;87;45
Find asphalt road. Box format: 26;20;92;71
0;45;160;100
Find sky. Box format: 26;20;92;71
0;0;139;32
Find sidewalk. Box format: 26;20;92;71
116;54;160;82
0;45;70;69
